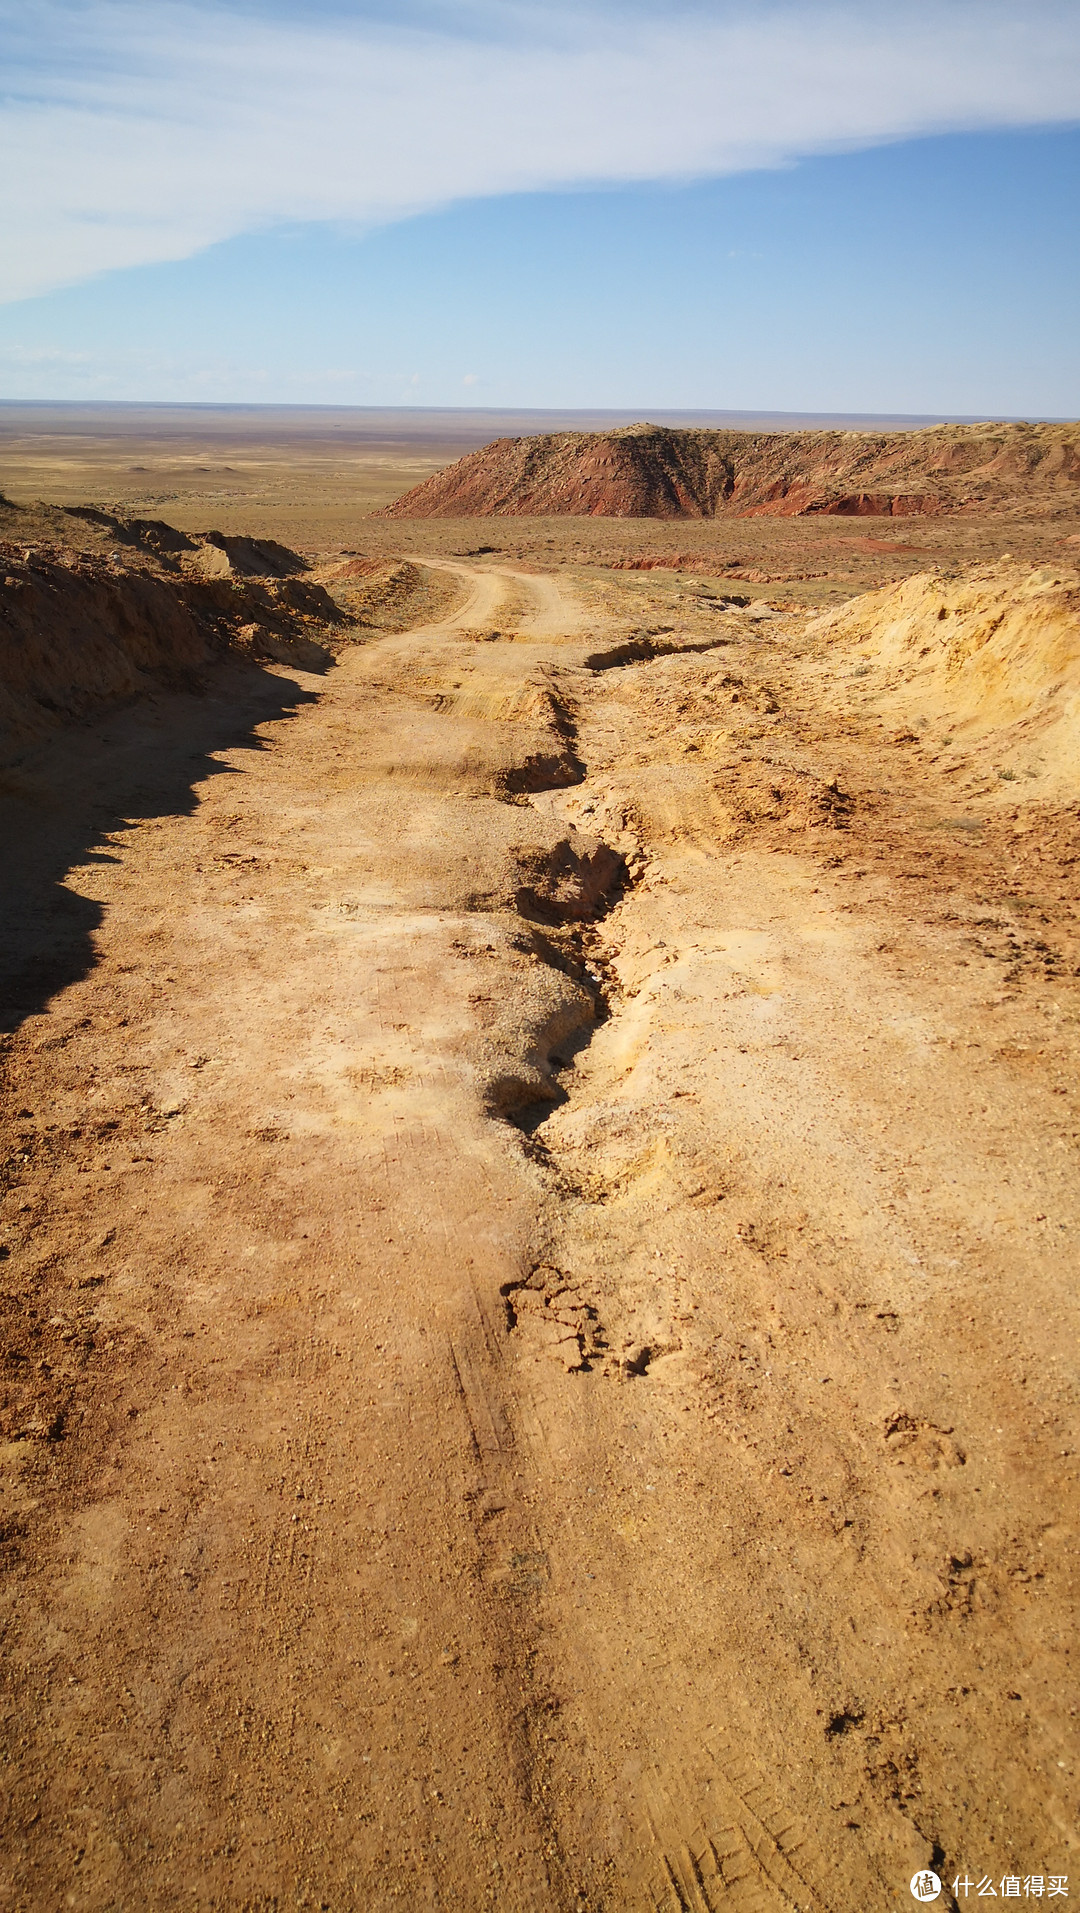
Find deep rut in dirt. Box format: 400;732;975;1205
478;610;1079;1909
0;561;1075;1911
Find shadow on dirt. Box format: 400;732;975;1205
0;661;318;1039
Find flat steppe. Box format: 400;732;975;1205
0;410;1077;1911
2;403;1075;605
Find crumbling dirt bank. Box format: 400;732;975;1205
0;558;1076;1909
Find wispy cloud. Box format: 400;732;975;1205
0;338;405;399
2;0;1078;302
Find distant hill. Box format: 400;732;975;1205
380;421;1080;520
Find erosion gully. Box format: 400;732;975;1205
0;563;1075;1911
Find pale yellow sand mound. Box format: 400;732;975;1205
811;559;1080;796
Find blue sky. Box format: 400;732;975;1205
1;1;1078;413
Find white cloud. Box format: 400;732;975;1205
2;0;1079;302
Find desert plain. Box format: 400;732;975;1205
0;405;1077;1911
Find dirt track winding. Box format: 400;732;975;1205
0;564;1076;1909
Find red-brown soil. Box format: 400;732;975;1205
381;421;1080;521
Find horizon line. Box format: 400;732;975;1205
0;402;1074;429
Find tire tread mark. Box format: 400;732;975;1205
636;1742;837;1913
704;1736;835;1910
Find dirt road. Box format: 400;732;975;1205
0;564;1076;1910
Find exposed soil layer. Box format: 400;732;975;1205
0;497;459;751
807;559;1080;798
0;516;1077;1910
382;422;1080;521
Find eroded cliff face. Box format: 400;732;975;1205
380;419;1080;520
0;498;341;753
